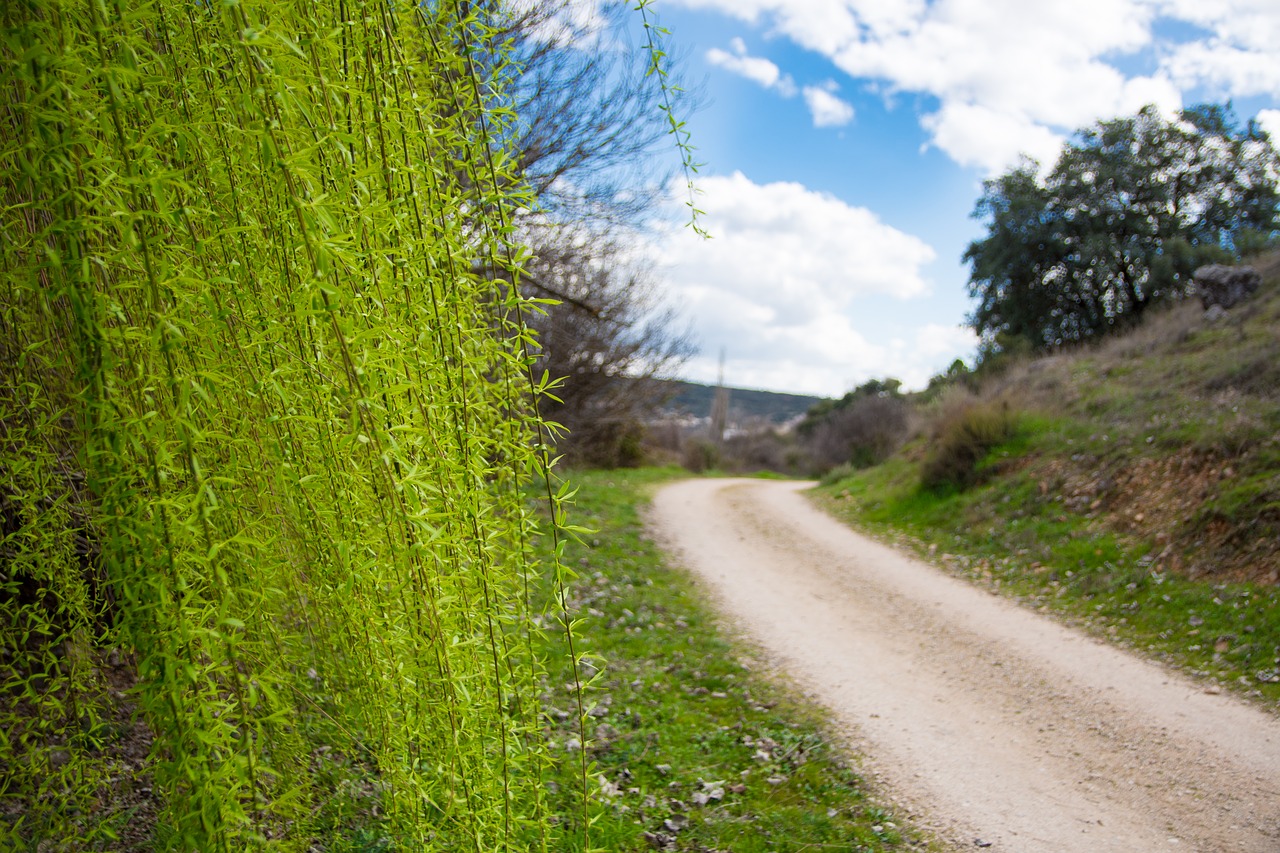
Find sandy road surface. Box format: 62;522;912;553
648;478;1280;852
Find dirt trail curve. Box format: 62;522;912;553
648;478;1280;852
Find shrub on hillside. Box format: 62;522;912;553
808;394;909;473
565;419;648;468
682;438;720;473
721;428;813;476
921;398;1018;490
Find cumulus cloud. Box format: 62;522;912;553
662;171;933;304
1155;0;1280;54
920;102;1065;174
1164;42;1280;98
911;323;979;362
706;37;797;95
802;81;855;127
654;172;946;395
877;325;979;391
1154;0;1280;96
1258;109;1280;142
673;0;1280;174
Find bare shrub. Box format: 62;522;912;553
525;224;694;468
719;429;801;475
642;421;685;467
681;439;720;473
808;395;909;473
563;419;648;469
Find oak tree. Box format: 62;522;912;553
966;104;1280;350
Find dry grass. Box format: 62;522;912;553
920;392;1019;491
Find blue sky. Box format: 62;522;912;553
621;1;1280;397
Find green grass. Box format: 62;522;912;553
537;468;932;852
814;440;1280;709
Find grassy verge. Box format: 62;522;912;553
813;447;1280;710
540;468;930;852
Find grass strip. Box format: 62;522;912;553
538;468;931;853
814;455;1280;710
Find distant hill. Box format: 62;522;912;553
657;380;827;427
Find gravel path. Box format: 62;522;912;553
648;478;1280;852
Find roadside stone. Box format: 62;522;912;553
1194;264;1261;310
662;814;689;832
643;830;675;850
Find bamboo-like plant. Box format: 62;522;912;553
1;1;593;849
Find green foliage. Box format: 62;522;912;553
972;332;1034;378
920;399;1019;491
967;103;1280;350
0;2;584;851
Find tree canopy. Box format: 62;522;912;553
966;104;1280;351
1;2;603;848
492;1;698;465
522;221;695;467
497;1;692;228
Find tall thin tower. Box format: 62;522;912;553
709;347;730;443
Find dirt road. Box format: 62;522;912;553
648;478;1280;852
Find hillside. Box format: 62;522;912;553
816;251;1280;706
966;251;1280;583
657;379;826;427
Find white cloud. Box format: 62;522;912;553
1153;1;1280;94
1258;109;1280;142
1154;0;1280;54
878;325;978;391
1164;42;1280;98
921;102;1065;174
802;81;855;127
1117;75;1184;118
673;0;1280;174
655;172;943;395
663;172;933;304
705;38;797;96
912;323;979;362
